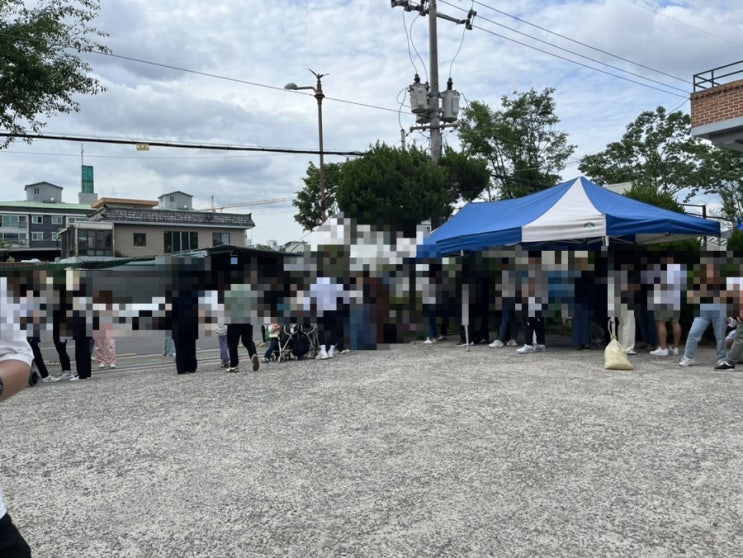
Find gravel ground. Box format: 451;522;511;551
2;338;743;558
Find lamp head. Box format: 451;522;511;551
284;83;298;90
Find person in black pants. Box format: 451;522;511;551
26;336;60;383
70;309;92;381
226;323;259;372
171;290;199;374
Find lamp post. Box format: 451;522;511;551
285;69;327;222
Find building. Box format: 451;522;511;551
59;191;256;261
691;60;743;152
0;182;95;261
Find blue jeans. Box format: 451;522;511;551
497;299;518;343
684;305;726;361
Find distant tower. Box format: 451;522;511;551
79;164;98;205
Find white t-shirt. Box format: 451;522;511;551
0;277;34;518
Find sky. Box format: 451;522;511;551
2;0;743;246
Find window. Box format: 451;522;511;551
51;216;63;225
31;232;44;241
133;233;147;247
51;232;59;242
33;187;39;195
164;231;198;253
31;216;43;225
77;229;112;256
1;215;22;228
212;232;229;246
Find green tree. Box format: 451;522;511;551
0;0;109;146
336;142;449;235
457;88;576;199
438;146;491;205
578;107;716;199
293;161;344;231
703;147;743;226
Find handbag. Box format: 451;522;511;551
604;319;634;370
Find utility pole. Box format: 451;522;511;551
391;1;474;162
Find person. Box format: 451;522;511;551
92;290;117;370
679;260;727;367
637;260;660;352
26;336;59;383
215;321;228;368
309;275;348;359
490;256;520;348
0;276;35;557
649;257;685;357
68;273;93;381
223;283;260;373
162;330;176;359
52;301;73;378
171;287;199;374
516;252;547;354
716;316;743;370
263;322;281;362
571;254;595;350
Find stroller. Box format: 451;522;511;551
279;322;317;361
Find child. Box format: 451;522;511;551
215;322;229;368
264;322;281;362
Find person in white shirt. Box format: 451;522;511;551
0;276;34;557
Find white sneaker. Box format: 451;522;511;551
506;339;518;347
678;356;695;367
99;363;106;369
670;347;679;356
534;344;546;353
649;347;669;356
109;364;116;369
489;339;505;348
69;373;80;381
423;337;436;344
225;366;240;373
626;349;637;355
42;375;60;383
516;344;534;354
317;349;329;360
57;371;73;381
436;335;447;341
328;345;335;358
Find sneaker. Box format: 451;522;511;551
436;335;447;341
516;344;535;354
57;371;73;381
69;374;80;381
534;344;546;353
423;337;436;344
626;349;637;355
506;339;518;347
456;341;474;347
328;346;335;358
225;366;239;373
488;339;505;348
252;354;260;371
678;356;695;367
99;363;106;369
649;347;669;356
670;347;679;356
41;375;61;383
317;349;329;360
109;364;116;369
715;361;735;370
340;349;350;354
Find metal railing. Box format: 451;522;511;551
694;60;743;91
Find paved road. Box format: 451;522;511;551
3;337;742;557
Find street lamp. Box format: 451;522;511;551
285;69;328;222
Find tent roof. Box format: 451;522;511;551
418;177;720;257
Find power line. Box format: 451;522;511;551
0;132;365;157
440;0;688;96
464;0;689;84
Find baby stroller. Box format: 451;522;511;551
288;322;317;361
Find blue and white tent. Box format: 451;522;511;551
417;177;720;257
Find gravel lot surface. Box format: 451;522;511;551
2;338;742;558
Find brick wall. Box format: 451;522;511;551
691;79;743;128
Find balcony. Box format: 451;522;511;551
691;61;743;153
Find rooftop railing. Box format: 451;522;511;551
694;60;743;91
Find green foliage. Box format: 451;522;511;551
703;147;743;225
457;88;576;199
336;142;449;235
438;146;491;205
727;228;743;253
578;107;716;199
625;185;703;253
293;161;344;231
0;0;109;147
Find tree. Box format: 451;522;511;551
457;88;576;199
438;146;491;205
336;142;449;235
292;161;344;231
0;0;109;146
578;107;716;199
